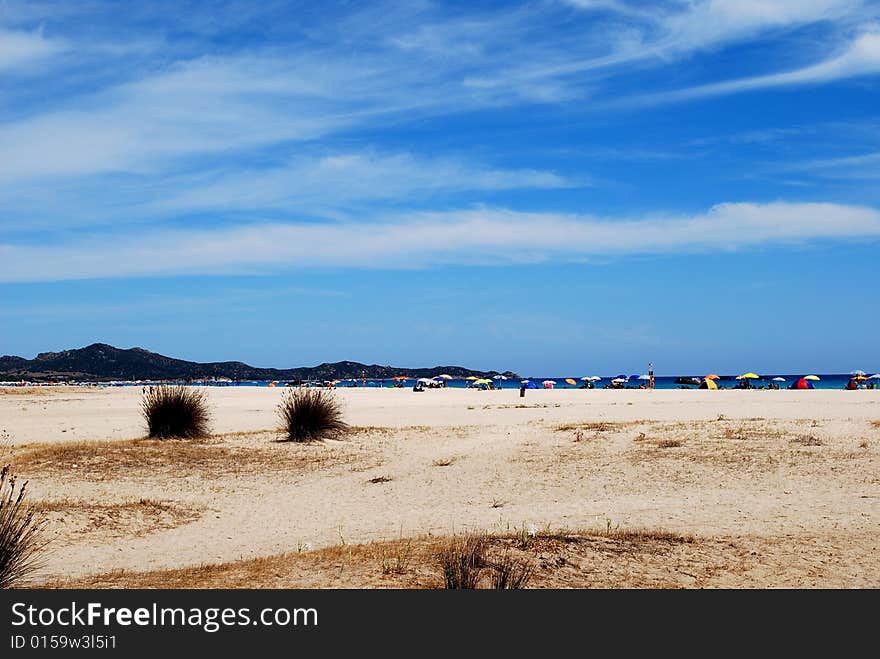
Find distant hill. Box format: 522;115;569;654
0;343;517;382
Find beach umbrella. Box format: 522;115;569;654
804;375;820;381
736;372;760;380
611;378;625;384
565;378;577;385
580;377;590;381
436;374;453;380
542;380;556;388
637;374;650;380
615;374;627;380
792;377;814;390
492;374;508;380
699;378;718;390
588;376;602;381
417;378;433;384
851;370;866;376
466;376;479;381
869;374;880;380
474;378;492;385
522;380;538;389
704;374;720;380
772;377;786;382
391;375;409;381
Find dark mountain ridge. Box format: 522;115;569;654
0;343;516;382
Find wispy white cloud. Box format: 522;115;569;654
3;201;878;282
0;151;574;231
0;28;64;71
618;28;880;107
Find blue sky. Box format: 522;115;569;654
2;0;880;375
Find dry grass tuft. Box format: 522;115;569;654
490;550;533;589
142;385;210;439
437;533;487;589
278;388;348;443
0;464;46;589
871;420;880;429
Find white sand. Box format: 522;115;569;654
2;386;879;584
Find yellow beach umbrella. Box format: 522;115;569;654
804;375;820;381
736;372;760;380
474;378;492;385
704;374;720;380
466;376;479;380
702;378;718;390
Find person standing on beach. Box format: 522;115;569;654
649;362;655;390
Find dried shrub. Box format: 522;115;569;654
1;465;46;588
790;435;823;447
141;385;210;439
438;533;487;589
278;388;347;442
656;439;683;448
490;551;533;589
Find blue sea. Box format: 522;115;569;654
97;372;877;390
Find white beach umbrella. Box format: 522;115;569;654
772;377;786;382
611;378;625;384
637;374;650;380
869;374;880;379
851;370;866;376
588;376;602;381
492;374;507;380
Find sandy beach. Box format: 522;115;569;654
2;386;878;588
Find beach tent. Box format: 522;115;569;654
542;380;556;389
699;378;718;390
791;377;814;390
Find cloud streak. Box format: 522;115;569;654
3;201;879;282
618;29;880;107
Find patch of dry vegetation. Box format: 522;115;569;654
8;438;374;482
35;498;202;539
0;388;55;396
790;435;823;447
555;421;641;433
49;526;870;590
